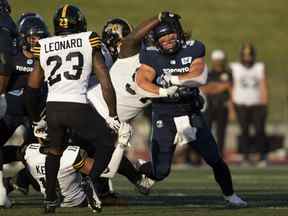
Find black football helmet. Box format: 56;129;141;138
53;4;87;35
17;12;40;26
0;0;11;14
102;18;133;61
153;17;185;55
18;15;49;51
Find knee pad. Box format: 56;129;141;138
73;149;88;170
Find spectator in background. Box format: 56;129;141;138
201;49;232;156
230;43;269;167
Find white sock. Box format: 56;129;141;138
0;171;4;188
100;144;124;178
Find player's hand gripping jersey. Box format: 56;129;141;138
24;144;86;207
31;32;101;104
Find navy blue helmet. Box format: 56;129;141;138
18;15;49;51
0;0;11;14
153;17;185;55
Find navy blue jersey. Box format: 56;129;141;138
5;48;35;116
140;40;205;105
140;40;205;79
0;14;17;75
7;48;34;91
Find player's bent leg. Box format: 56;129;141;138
149;115;176;181
151;140;174;181
191;115;247;207
0;119;17;208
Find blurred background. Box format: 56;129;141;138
1;0;288;166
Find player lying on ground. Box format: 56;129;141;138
1;121;132;211
135;12;247;207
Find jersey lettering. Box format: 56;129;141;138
47;51;84;86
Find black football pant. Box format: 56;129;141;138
139;105;234;196
45;102;115;201
206;106;228;156
235;105;268;160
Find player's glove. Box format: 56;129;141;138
117;122;133;148
106;115;121;132
159;86;179;98
158;73;180;88
158;11;181;23
32;113;47;140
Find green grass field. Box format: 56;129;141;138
9;0;288;122
1;167;288;216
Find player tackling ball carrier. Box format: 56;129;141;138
25;4;130;213
134;12;247;207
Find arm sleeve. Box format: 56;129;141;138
89;31;102;52
189;40;206;59
139;49;156;68
30;42;41;61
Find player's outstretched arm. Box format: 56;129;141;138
119;16;159;58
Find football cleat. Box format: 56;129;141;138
134;174;155;196
81;177;102;213
43;199;60;214
224;194;248;208
134;159;155;195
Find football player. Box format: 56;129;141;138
135;12;247;207
1;121;131;210
87;14;173;195
0;0;17;207
25;5;125;213
230;43;269;166
0;11;48;207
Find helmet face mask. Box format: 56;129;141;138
153;22;182;55
102;18;132;61
53;5;87;36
